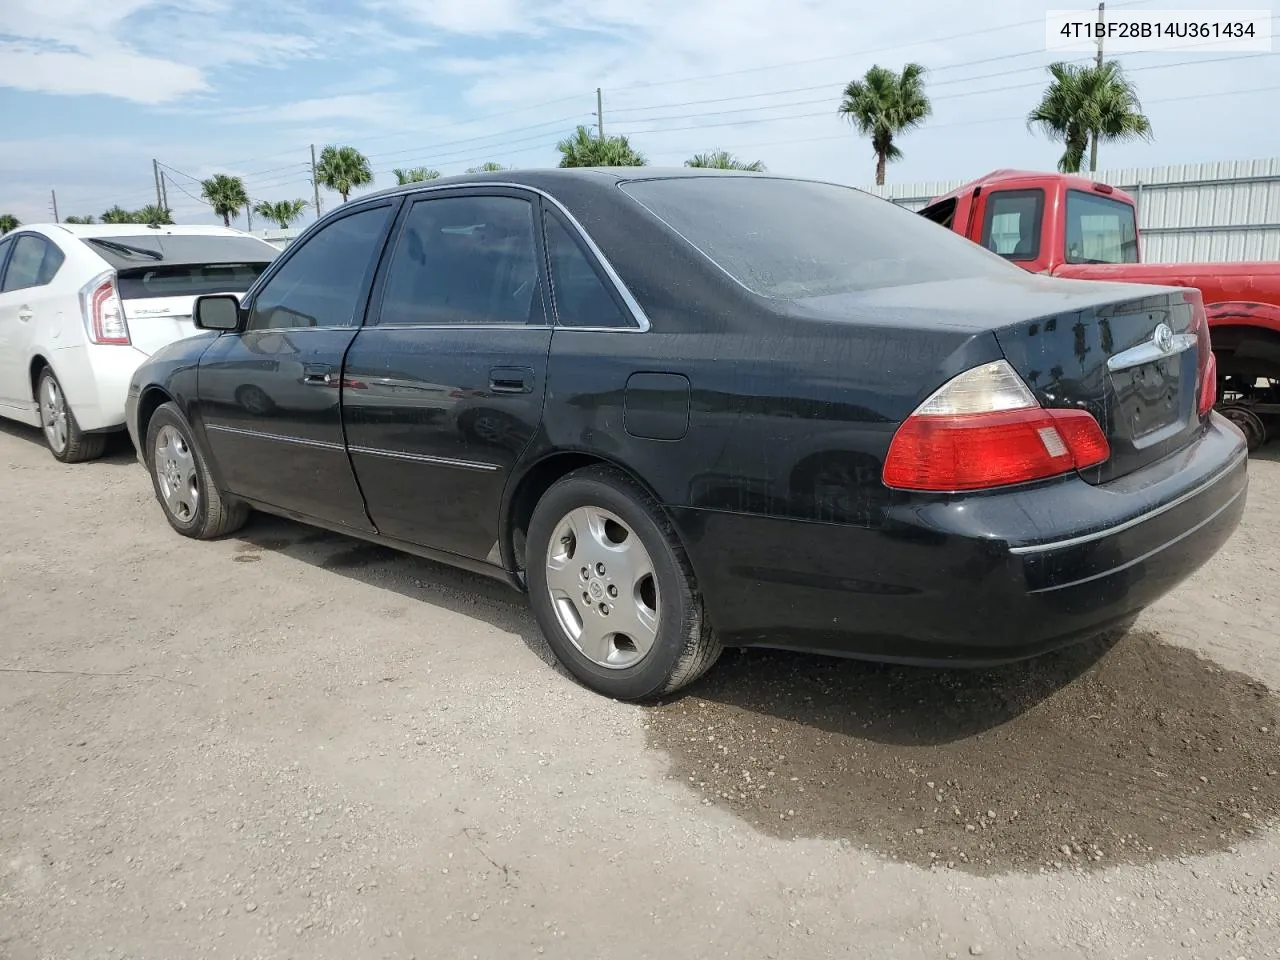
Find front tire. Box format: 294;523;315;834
526;465;722;700
37;368;106;463
145;402;248;539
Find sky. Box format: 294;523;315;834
1;0;1277;226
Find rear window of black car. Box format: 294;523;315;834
619;176;1018;299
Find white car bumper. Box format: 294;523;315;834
48;343;149;432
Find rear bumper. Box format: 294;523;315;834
50;343;149;433
672;414;1248;665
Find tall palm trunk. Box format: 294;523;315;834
222;212;230;227
875;152;887;186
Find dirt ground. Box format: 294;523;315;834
2;422;1279;960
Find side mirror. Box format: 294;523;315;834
193;294;242;332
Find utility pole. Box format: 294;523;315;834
1090;1;1105;172
50;189;59;223
310;144;323;220
246;203;253;232
596;88;604;139
152;158;164;209
159;171;169;212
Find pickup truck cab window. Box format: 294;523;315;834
981;189;1044;261
1065;189;1139;265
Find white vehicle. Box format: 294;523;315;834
0;223;278;462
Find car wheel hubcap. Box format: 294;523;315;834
40;378;69;453
545;506;659;669
154;425;200;523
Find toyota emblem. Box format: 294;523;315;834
1153;323;1174;353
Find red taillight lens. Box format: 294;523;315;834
79;273;130;345
1187;298;1216;416
883;360;1110;492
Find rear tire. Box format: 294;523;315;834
37;368;106;463
525;465;722;700
145;401;248;539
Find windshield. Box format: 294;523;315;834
1064;190;1138;264
618;176;1020;299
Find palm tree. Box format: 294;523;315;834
0;214;19;234
135;204;173;225
685;150;766;172
556;126;646;168
317;145;373;202
252;199;310;229
393;167;440;184
200;173;249;227
1028;61;1153;173
466;161;509;173
63;215;95;224
838;63;931;186
100;206;136;224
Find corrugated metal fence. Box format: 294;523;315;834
863;157;1280;263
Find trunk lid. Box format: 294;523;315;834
991;280;1207;484
804;273;1210;485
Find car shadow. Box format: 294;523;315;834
230;512;567;678
0;420;138;465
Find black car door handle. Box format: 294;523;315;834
489;366;533;394
303;363;333;385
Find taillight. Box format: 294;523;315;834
79;272;130;345
1190;303;1216;416
882;359;1110;492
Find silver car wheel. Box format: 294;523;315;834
40;376;69;455
544;506;660;669
153;425;200;523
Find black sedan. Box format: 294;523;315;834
125;168;1248;700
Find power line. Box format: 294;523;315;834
605;0;1156;93
608;50;1272;129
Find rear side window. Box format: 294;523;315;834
543;211;632;328
116;263;269;300
620;177;1018;299
2;235;64;292
981;190;1044;260
377;195;545;326
1065;190;1139;264
247;205;393;330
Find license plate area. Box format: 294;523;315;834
1111;353;1186;443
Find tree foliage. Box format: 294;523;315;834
253;199;310;229
135;204;174;225
685;150;765;171
0;214;19;234
838;63;931;186
62;215;95;224
466;161;509;173
556;126;646;168
200;173;250;227
393;167;441;184
317;145;373;202
1027;61;1153;173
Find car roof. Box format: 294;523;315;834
43;223;262;239
354;165;836;204
924;169;1137;208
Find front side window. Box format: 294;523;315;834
544;211;632;328
247;206;392;330
2;235;64;292
377;195;544;326
1064;190;1139;264
981;190;1044;260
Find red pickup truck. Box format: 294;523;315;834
919;170;1280;449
